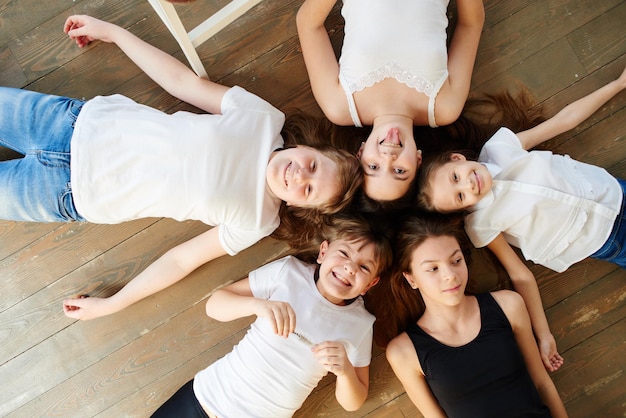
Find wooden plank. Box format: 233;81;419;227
568;1;626;72
473;0;621;87
0;0;85;46
0;235;285;414
0;219;158;312
0;219;202;365
547;268;626;352
0;45;26;87
7;304;252;417
0;221;60;260
93;327;250;417
553;319;626;416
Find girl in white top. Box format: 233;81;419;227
416;66;626;372
150;215;393;417
0;15;360;321
297;0;484;202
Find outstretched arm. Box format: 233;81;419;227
436;0;484;125
487;234;563;372
64;228;227;320
493;291;568;417
64;15;229;114
517;65;626;150
296;0;350;124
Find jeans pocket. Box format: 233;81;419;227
59;183;83;221
37;150;71;168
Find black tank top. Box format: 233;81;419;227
406;292;551;417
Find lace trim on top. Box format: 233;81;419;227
345;62;436;97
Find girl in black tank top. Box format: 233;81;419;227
384;215;567;417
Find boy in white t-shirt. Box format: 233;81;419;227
151;214;393;417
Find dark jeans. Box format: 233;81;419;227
591;178;626;268
151;379;208;418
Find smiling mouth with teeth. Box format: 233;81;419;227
284;162;292;187
333;271;352;286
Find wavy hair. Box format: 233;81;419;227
272;113;363;250
369;212;471;347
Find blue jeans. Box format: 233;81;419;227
0;87;85;222
591;178;626;269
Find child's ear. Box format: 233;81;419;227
403;272;418;289
361;276;380;295
356;142;365;160
450;153;466;162
317;240;329;264
416;149;423;168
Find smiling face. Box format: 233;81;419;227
429;154;493;212
358;117;422;201
316;238;381;306
403;235;468;307
266;146;341;208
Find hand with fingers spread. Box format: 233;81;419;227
312;340;352;377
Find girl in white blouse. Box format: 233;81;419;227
416;65;626;374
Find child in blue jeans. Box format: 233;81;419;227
0;15;361;321
417;66;626;372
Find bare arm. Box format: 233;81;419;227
436;0;485;125
64;15;229;114
64;227;227;320
296;0;351;124
493;291;568;417
206;278;297;337
311;341;370;411
487;234;563;372
517;65;626;150
386;334;447;417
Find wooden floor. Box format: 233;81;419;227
1;0;625;416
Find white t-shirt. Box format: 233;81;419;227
193;256;375;417
466;128;622;272
70;86;284;255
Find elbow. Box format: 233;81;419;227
319;101;352;126
509;271;536;289
338;396;366;412
434;105;463;127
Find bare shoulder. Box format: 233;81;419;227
386;332;418;365
490;290;528;327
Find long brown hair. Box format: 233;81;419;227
369;212;471;348
271;113;363;250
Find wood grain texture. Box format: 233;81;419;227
0;0;624;416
